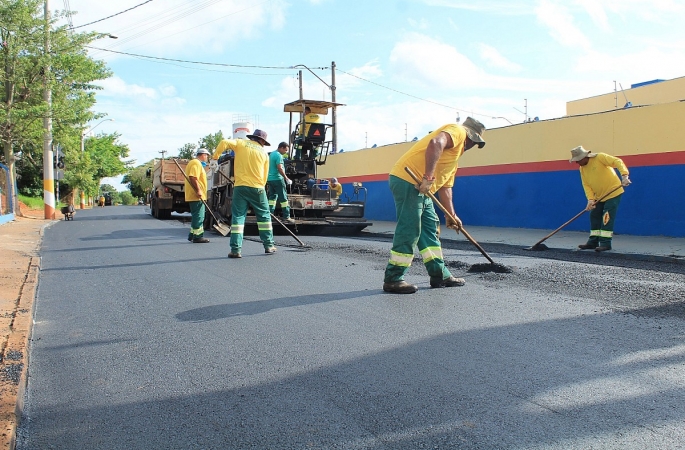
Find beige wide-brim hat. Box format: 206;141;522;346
569;145;592;162
462;117;486;148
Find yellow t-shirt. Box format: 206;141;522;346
213;139;269;188
389;124;466;193
184;159;207;201
330;183;343;197
579;153;629;201
298;113;322;137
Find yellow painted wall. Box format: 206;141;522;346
566;76;685;116
321;100;685;179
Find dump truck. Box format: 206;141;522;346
205;99;371;234
147;158;190;219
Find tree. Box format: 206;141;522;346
82;132;131;199
119;190;134;205
198;131;224;153
1;0;111;211
122;161;153;200
177;142;196;159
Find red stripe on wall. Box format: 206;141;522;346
338;150;685;183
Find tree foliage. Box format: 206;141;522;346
1;0;114;207
198;130;224;152
122;161;153;200
177;142;196;159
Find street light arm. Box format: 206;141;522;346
83;118;114;136
291;64;331;89
81;118;114;153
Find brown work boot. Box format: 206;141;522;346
430;276;466;288
383;281;418;294
192;237;210;243
228;252;242;258
595;246;611;252
578;244;598;250
265;246;277;254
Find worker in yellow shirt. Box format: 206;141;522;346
569;145;631;252
212;129;276;258
329;178;343;198
184;148;210;243
295;106;323;159
383;117;486;294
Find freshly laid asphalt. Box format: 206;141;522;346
6;207;685;449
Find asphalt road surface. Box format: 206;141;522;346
17;206;685;449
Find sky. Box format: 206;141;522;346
59;0;685;191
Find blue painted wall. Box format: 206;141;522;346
357;163;685;237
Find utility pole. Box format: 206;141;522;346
298;70;303;101
43;0;54;219
331;61;337;154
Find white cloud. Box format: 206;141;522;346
159;84;177;97
408;17;430;30
535;0;592;50
575;0;611;32
478;44;522;73
421;0;535;15
96;77;158;99
69;0;290;59
389;33;484;89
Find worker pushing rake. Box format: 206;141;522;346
382;117;511;295
526;145;631;252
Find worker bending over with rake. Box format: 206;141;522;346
212;129;277;258
185;148;211;243
383;117;486;294
570;145;631;252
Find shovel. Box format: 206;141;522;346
526;184;625;251
172;158;231;237
404;166;497;265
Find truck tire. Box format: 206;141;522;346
151;198;157;217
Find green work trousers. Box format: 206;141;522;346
384;175;452;283
230;186;275;253
188;201;205;240
586;194;622;248
267;179;291;219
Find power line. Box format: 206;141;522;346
86;46;295;70
70;0;155;29
338;69;493;119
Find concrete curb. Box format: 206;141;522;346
360;229;685;266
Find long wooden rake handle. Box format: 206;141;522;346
404;166;496;265
171;158;224;226
530;184;625;248
216;168;305;247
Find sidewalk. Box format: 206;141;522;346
362;221;685;264
0;215;49;449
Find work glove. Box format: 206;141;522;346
286;178;292;186
621;175;631;186
586;199;596;211
446;215;462;232
415;177;434;194
209;159;218;170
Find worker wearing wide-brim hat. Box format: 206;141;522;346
569;145;631;252
383;117;486;294
212;129;277;258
